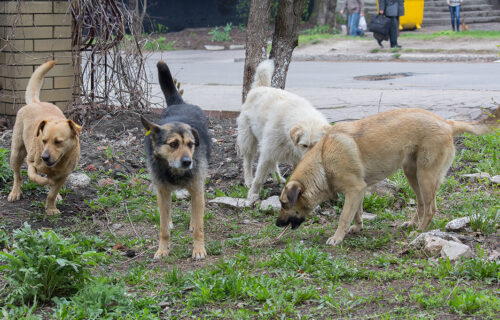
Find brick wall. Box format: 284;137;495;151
0;0;75;116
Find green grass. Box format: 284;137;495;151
400;30;500;40
142;37;176;51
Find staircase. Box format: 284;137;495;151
423;0;500;25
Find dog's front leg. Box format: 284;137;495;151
189;184;206;260
327;190;365;246
45;178;65;215
27;164;50;186
154;186;172;260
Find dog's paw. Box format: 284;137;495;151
46;207;61;216
153;248;170;260
192;244;207;260
7;190;22;202
326;237;342;246
348;225;363;234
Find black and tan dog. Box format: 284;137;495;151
277;107;500;246
8;61;82;215
141;61;211;260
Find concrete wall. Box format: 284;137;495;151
0;0;75;116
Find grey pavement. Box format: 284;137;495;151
146;42;500;122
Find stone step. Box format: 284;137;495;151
424;4;495;11
425;0;491;4
424;9;500;19
423;15;500;25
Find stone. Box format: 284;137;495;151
260;196;281;212
366;179;398;197
409;230;461;248
173;189;190;200
204;45;224;51
362;212;377;220
445;217;470;231
491;175;500;184
487;250;500;262
111;223;122;230
229;44;245;50
98;178;115;187
341;25;347;35
209;197;252;208
66;173;91;188
423;236;449;257
440;242;474;261
461;172;491;179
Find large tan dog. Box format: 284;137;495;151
276;107;500;245
8;61;82;215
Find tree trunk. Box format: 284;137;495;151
310;0;337;26
242;0;273;102
269;0;308;89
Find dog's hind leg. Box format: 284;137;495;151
154;185;172;260
8;143;27;202
348;199;364;234
327;188;365;246
188;182;206;260
237;118;257;187
401;159;425;229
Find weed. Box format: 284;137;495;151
301;24;331;35
143;37;176;51
448;287;500;315
0;223;105;303
209;23;233;42
0;148;12;186
393;53;401;59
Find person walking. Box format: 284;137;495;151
448;0;462;31
379;0;404;48
341;0;365;37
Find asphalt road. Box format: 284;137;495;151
146;50;500;122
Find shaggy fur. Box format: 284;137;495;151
142;61;211;260
277;107;500;246
237;60;330;203
8;61;82;215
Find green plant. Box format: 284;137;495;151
0;148;12;185
301;24;331;35
0;300;41;320
209;23;233;42
448;288;500;315
0;223;105;303
143;37;176;51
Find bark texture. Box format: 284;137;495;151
242;0;272;102
311;0;337;26
269;0;308;89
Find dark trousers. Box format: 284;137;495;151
388;16;400;47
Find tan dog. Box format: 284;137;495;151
276;107;500;245
8;61;82;215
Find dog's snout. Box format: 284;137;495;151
41;152;50;162
276;218;288;227
181;155;192;168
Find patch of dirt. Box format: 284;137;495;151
160;27;248;50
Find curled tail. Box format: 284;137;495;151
251;59;274;89
449;105;500;136
157;61;184;106
25;60;56;104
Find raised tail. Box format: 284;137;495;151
25;60;56;104
251;59;274;89
449;105;500;136
157;61;184;106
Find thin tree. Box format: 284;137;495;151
310;0;337;26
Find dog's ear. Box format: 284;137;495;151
140;116;160;136
36;120;47;137
285;181;303;208
191;128;200;146
67;120;82;135
289;125;304;146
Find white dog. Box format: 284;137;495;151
237;60;330;203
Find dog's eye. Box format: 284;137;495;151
187;142;194;148
54;140;62;145
169;141;179;148
42;139;47;144
300;144;308;149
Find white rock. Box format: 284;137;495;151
229;44;245;50
461;172;491;179
260;196;281;212
441;242;474;261
341;25;347;35
111;223;122;230
173;189;190;200
409;230;462;248
491;175;500;184
366;179;398;197
209;197;251;208
423;236;450;256
204;45;224;51
445;217;470;231
66;173;91;188
362;212;377;221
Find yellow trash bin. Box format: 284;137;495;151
376;0;425;30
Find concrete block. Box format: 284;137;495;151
5;1;53;14
1;77;53;91
4;102;21;116
0;65;34;78
34;39;72;51
39;88;73;102
34;13;71;26
0;39;34;52
0;14;34;27
1;52;54;65
54;1;71;14
54;76;73;89
4;26;52;39
54;26;72;38
51;64;74;77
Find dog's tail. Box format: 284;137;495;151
251;60;274;89
25;60;56;105
449;105;500;136
157;61;184;106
